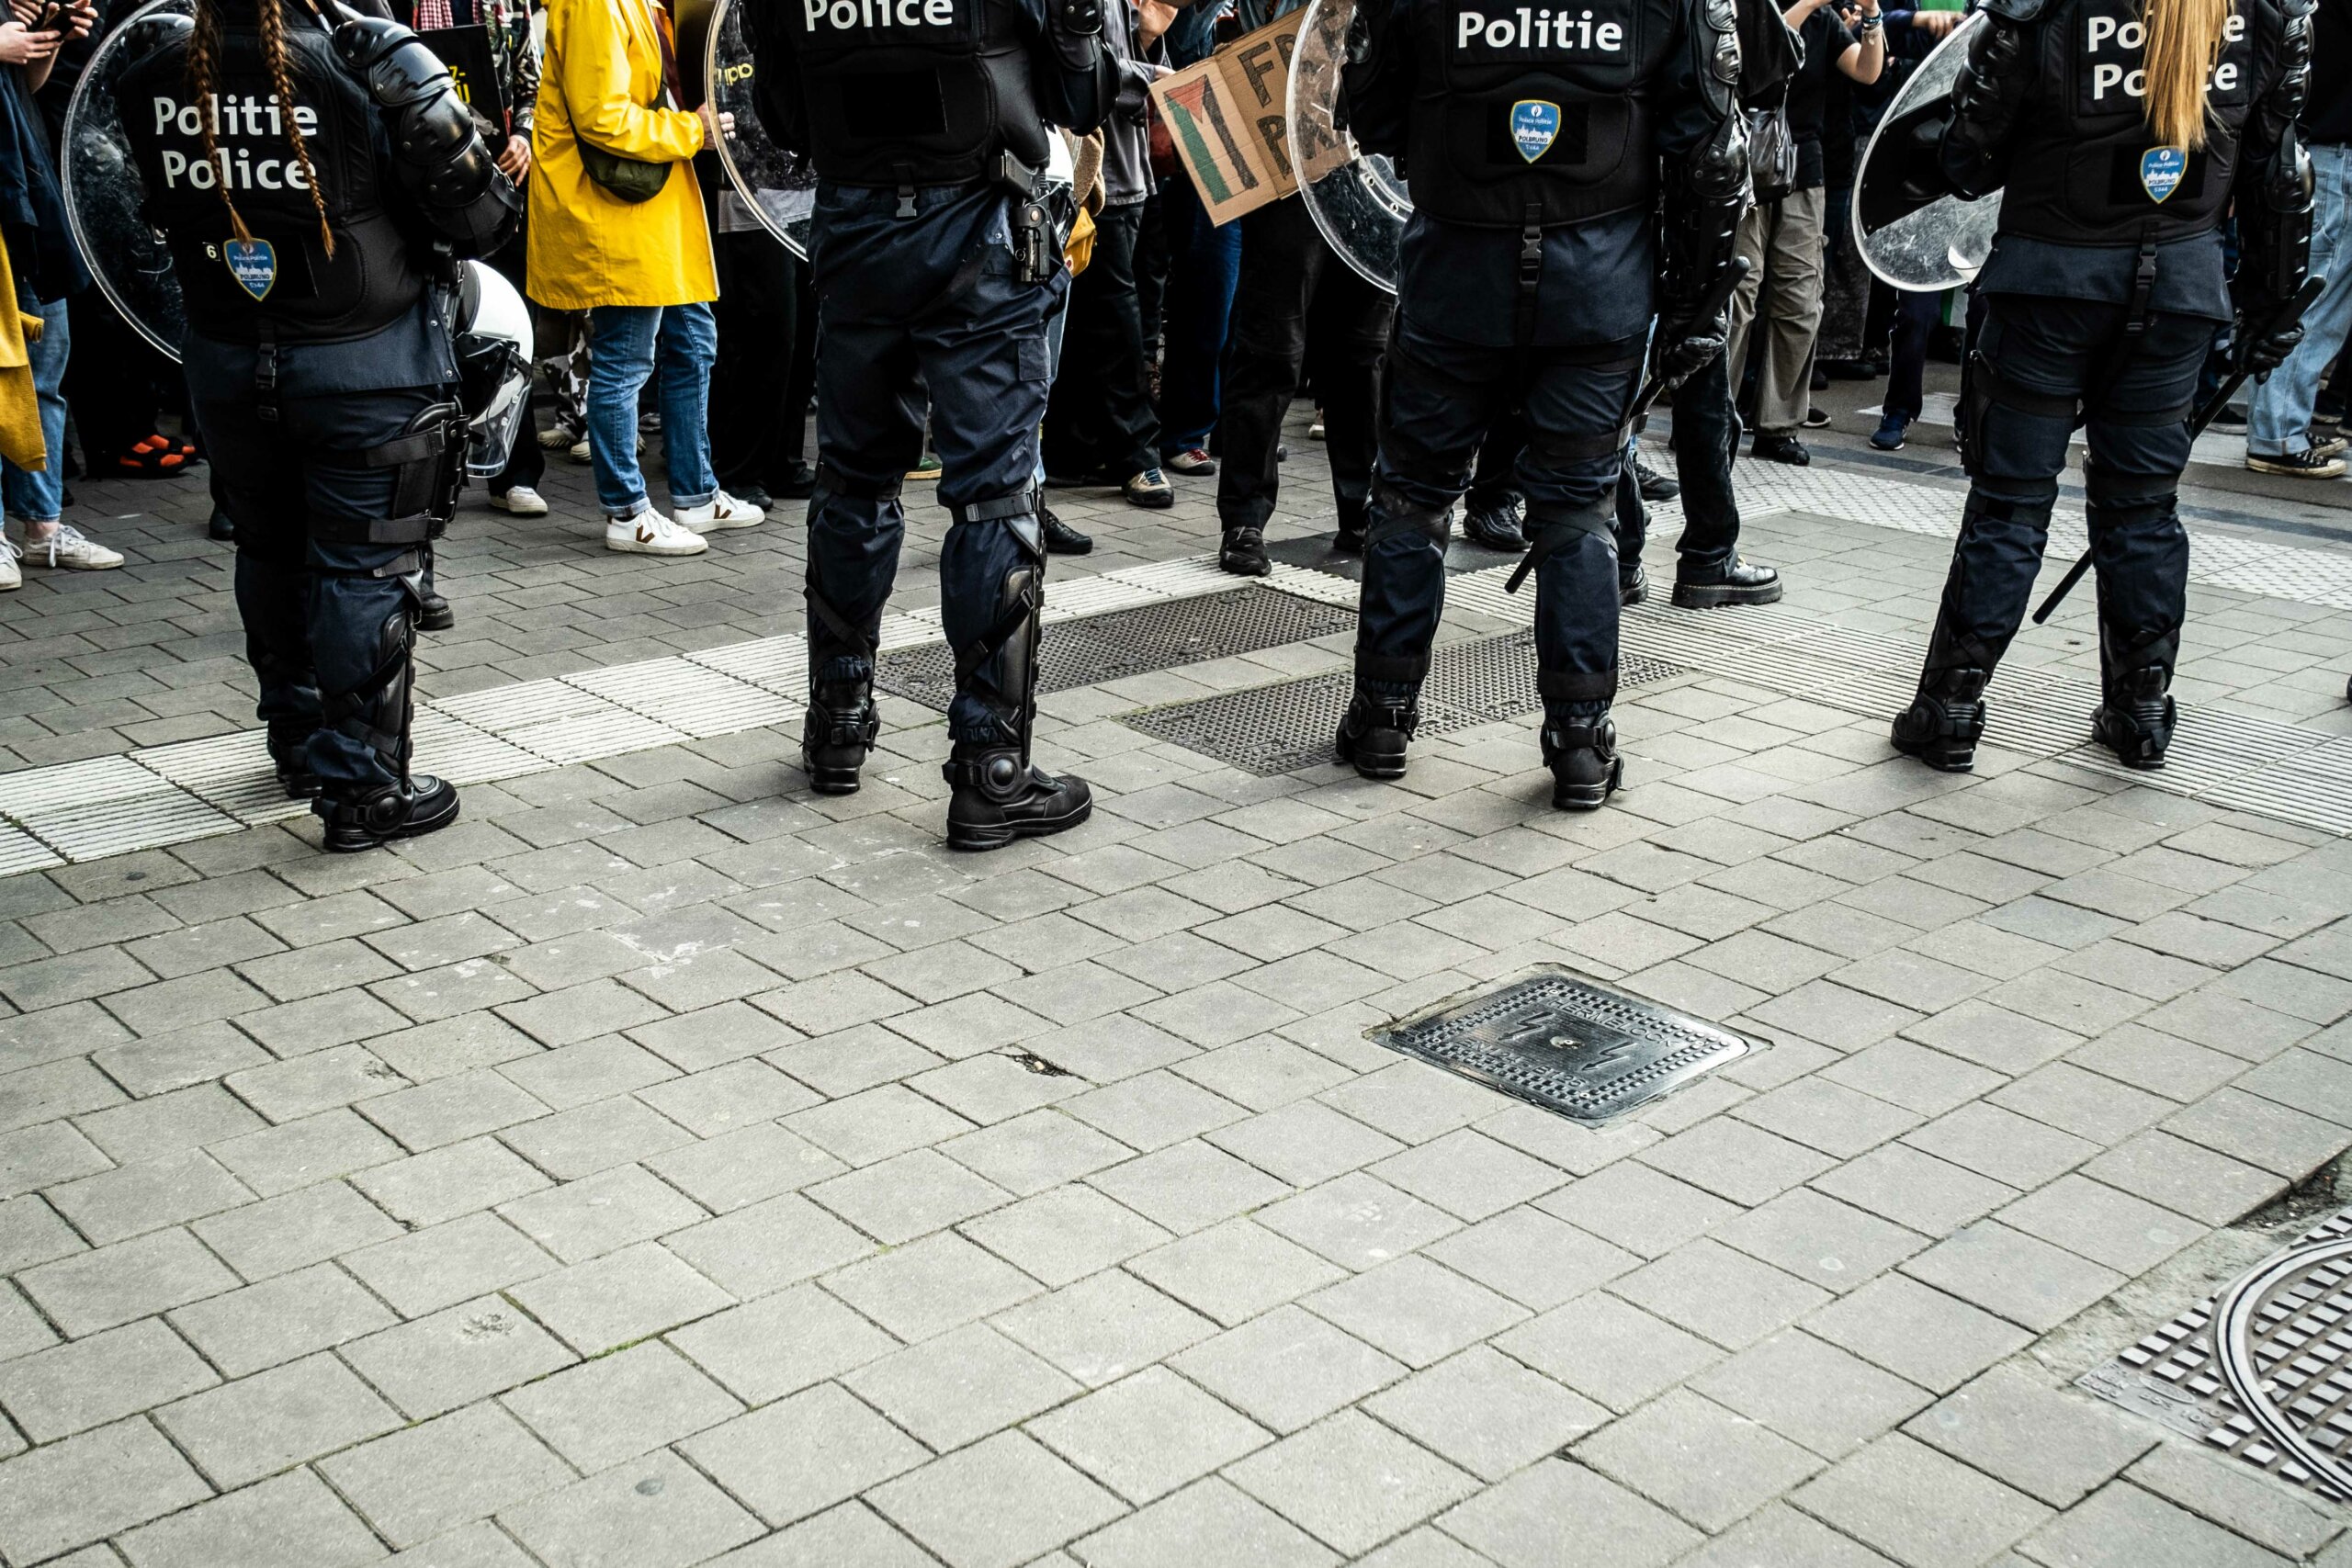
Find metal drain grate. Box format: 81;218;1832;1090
871;585;1357;713
1371;966;1755;1123
2082;1207;2352;1501
1123;631;1686;776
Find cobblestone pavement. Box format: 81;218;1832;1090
0;405;2350;1567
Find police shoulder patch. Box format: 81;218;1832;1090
223;238;277;302
1510;99;1562;163
2140;146;2187;203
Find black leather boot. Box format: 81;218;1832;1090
801;680;881;795
1463;492;1526;550
1335;691;1418;780
1543;714;1623;810
1892;667;1990;773
1672;555;1783;608
1220;525;1272;576
1619;560;1649;606
944;745;1091;851
2092;665;2176;769
267;728;321;801
321;776;460;852
416;589;455;633
1041;506;1092;555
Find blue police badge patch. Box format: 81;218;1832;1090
1510;100;1563;164
2140;147;2187;204
224;239;277;302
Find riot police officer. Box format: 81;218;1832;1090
117;0;516;849
1891;0;2311;772
1335;0;1750;808
749;0;1116;852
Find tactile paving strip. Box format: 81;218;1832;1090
1373;965;1756;1122
871;584;1358;713
1121;630;1687;776
2082;1209;2352;1501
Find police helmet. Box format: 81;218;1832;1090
452;261;535;478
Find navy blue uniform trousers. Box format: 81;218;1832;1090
804;184;1061;745
1937;293;2204;681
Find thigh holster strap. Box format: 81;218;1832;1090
817;462;906;502
1976;365;2081;423
1506;499;1615;593
806;584;877;664
952;492;1045;561
1364;496;1452;549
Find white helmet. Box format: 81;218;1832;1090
453;261;535;478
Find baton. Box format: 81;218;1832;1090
1503;256;1753;595
2030;273;2326;626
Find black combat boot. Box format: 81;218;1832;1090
267;728;321;801
1619;560;1648;606
801;680;881;795
944;744;1092;851
1892;667;1990;772
1542;714;1623;810
1335;689;1418;780
1672;555;1783;608
2092;665;2176;769
1220;525;1272;576
322;776;460;852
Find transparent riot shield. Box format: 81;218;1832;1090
1287;0;1407;294
62;0;194;362
1852;10;2002;291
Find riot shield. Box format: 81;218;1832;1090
1288;0;1408;294
1852;11;2002;291
62;0;194;362
703;0;816;259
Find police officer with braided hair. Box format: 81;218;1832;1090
118;0;517;850
1335;0;1749;809
748;0;1116;851
1890;0;2311;773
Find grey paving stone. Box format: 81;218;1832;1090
1804;1273;2034;1394
1225;1407;1479;1557
499;1096;697;1181
867;1429;1126;1568
1364;1344;1607;1482
698;1502;939;1568
2163;1087;2349;1179
1422;1207;1642;1312
206;1108;403;1198
1170;1303;1408;1434
1812;1142;2022;1236
1690;1327;1930;1461
319;1402;575;1549
1576;1387;1826;1530
496;1163;707;1263
668;1283;901;1404
805;1146;1012;1244
0;1417;213;1565
1637;1118;1837;1207
354;1138;554;1229
2081;1130;2285;1225
1672;1502;1903;1567
1436;1458;1702;1568
962;1185;1173;1288
1996;1174;2203;1275
1537;1159;1739;1258
1903;1367;2156;1510
499;1341;740;1472
1794;1433;2052;1568
1610;1238;1832;1350
1026;1365;1272;1504
362;1069;550;1153
645;1122;848;1213
193;1179;402;1280
844;1320;1081;1450
1069;1476;1338;1568
167;1262;397;1379
786;1084;979;1167
157;1351;404;1488
1203;1099;1407;1188
1254;1171;1462;1270
2015;1479;2294;1568
342;1212;559;1319
1901;1222;2127;1333
1493;1292;1721;1415
0;1194;81;1275
73;1085;264;1164
990;1268;1218;1387
822;1231;1042;1342
2124;1442;2342;1561
498;1450;763;1568
663;1190;876;1298
0;1316;218;1444
115;1466;386;1568
20;1227;241;1337
506;1239;732;1355
343;1294;577;1418
1298;1254;1528;1369
1123;1216;1347;1326
1083;1138;1292;1235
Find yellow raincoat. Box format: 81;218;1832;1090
0;229;42;473
526;0;717;310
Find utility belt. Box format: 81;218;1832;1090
886;150;1059;286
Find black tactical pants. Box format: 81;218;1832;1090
195;381;445;796
1615;343;1744;569
1928;294;2207;685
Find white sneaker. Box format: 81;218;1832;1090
568;437;591;464
0;540;19;592
675;490;766;533
17;524;124;570
492;486;549;516
537;425;578;451
605;509;708;556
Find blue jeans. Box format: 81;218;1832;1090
1033;288;1069;489
3;285;70;525
585;302;718;517
1157;174;1241;456
2250;141;2352;457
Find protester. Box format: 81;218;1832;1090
529;0;760;555
1153;0;1238;477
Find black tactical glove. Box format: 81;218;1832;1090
2234;312;2304;379
1654;306;1730;393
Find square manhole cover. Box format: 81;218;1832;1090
873;585;1355;713
1373;966;1756;1123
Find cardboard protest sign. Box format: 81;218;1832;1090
1148;9;1305;225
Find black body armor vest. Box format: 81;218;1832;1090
121;0;425;344
1998;0;2261;246
1406;0;1671;227
786;0;1050;186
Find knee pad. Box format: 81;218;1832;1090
1363;483;1452;550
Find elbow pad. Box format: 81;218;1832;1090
334;17;520;254
1939;15;2030;199
1047;0;1103;72
2242;125;2315;307
1661;109;1749;317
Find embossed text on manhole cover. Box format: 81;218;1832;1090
1371;966;1756;1123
